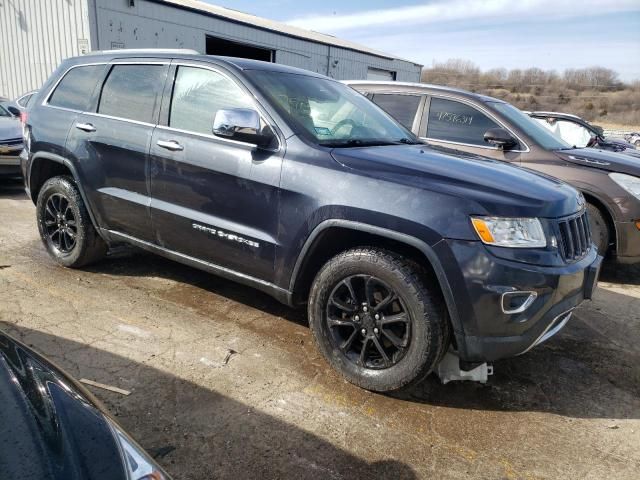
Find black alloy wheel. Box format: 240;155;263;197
327;274;410;369
43;193;78;254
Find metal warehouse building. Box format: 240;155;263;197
0;0;422;98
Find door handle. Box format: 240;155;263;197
75;122;96;133
157;140;184;151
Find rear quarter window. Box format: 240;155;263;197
371;93;422;130
48;65;104;111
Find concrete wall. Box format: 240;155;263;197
0;0;92;98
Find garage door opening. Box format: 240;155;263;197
367;67;397;81
206;35;274;62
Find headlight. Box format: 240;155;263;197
471;217;547;248
609;172;640;200
106;417;170;480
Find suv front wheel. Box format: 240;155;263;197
308;248;449;392
36;176;107;268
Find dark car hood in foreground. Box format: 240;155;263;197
332;143;581;218
0;332;127;480
0;116;22;141
556;147;640;176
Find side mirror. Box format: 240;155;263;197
484;127;517;150
213;108;275;148
7;106;21;117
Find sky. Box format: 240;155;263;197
205;0;640;82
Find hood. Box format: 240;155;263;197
555;147;640;176
0;332;127;480
599;137;640;158
0;116;22;141
331;143;582;218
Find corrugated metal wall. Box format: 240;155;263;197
92;0;421;81
0;0;421;98
0;0;92;98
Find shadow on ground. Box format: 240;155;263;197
0;322;418;480
79;249;640;421
0;177;27;200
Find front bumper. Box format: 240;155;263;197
438;239;601;363
0;154;22;176
614;220;640;264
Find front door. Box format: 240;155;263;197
66;61;169;242
420;96;524;164
149;63;283;282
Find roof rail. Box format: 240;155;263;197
89;48;199;55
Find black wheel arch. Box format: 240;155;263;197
289;219;465;347
28;152;104;241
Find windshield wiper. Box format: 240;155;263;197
394;137;421;145
322;139;399;148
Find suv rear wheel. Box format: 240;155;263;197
36;176;107;268
308;248;449;392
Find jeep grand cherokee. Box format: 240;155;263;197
21;50;601;392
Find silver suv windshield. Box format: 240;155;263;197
246;70;419;147
490;102;572;150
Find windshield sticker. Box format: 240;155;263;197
434;111;474;126
314;127;332;136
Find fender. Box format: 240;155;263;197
288;219;466;342
28;152;105;241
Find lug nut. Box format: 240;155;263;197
354;315;360;322
374;314;380;320
363;306;368;312
374;328;379;335
361;328;367;335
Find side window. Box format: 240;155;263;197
169;66;253;135
371;94;421;130
48;65;103;111
426;97;500;146
98;65;166;123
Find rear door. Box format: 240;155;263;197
66;60;169;242
149;61;283;282
421;96;524;164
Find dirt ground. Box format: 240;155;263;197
1;177;639;480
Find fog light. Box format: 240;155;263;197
501;291;538;314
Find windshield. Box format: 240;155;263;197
246;70;418;147
490;102;571;150
0;104;11;117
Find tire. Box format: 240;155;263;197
308;248;449;392
634;139;640;148
587;202;610;256
36;175;107;268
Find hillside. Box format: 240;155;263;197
421;60;640;131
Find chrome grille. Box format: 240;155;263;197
557;210;591;261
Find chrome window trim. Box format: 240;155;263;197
41;59;282;151
165;61;282;152
423;94;531;153
42;61;171;119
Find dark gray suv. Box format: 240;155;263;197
21;50;601;392
347;81;640;264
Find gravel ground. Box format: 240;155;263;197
1;177;639;480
